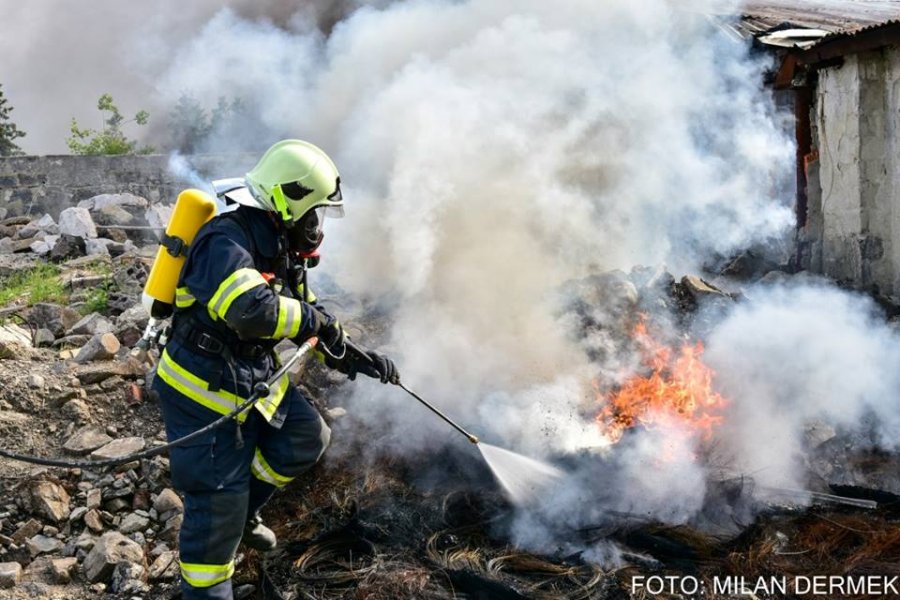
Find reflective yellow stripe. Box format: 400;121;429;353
158;350;290;423
253;373;289;421
157;350;251;422
298;283;316;303
271;297;302;339
209;268;267;319
175;286;196;308
180;560;234;588
251;448;294;487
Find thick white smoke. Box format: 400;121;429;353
705;283;900;488
0;0;380;154
149;0;803;528
23;0;900;561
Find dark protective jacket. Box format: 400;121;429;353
155;206;316;428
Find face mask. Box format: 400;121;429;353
286;206;327;255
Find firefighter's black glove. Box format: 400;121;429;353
347;343;398;384
361;349;399;384
314;308;346;360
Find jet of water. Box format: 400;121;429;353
478;442;565;506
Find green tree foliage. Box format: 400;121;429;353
67;93;154;155
168;94;210;154
0;84;26;157
168;94;251;153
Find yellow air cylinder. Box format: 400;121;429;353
142;189;217;319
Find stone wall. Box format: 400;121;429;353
0;154;256;220
806;47;900;296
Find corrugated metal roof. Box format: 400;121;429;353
722;1;900;45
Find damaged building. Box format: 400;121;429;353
733;3;900;296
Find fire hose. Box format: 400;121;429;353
0;337;320;469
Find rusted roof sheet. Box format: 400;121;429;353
723;1;900;43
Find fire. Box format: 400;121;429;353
596;318;727;443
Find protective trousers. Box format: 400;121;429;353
157;383;331;600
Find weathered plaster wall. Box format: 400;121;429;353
816;55;863;284
810;47;900;296
0;154;255;219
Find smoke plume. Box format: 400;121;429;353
14;0;900;564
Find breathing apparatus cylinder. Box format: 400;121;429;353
142;189;217;319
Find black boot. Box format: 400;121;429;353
241;514;277;552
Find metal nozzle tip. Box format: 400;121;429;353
469;435;479;445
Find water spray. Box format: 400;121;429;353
344;340;565;504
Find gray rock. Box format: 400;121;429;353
18;214;58;238
53;333;92;349
84;509;104;532
804;421;837;449
61;399;91;423
69;506;89;522
63;426;113;454
0;324;33;360
79;193;148;212
68;313;114;336
152;489;183;515
74;531;96;551
33;328;55;347
85;237;116;256
10;519;42;544
74;332;121;363
681;275;731;300
110;561;147;595
144;204;173;232
49;234;86;262
94;204;135;227
91;437;146;461
118;513;150;534
148;550;178;581
58;207;97;239
28;303;80;338
75;357;145;384
49;557;77;584
116;304;150;330
28;235;59;256
0;562;22;588
82;532;144;583
29;481;70;522
26;374;44;389
158;513;183;542
26;534;64;557
86;489;102;510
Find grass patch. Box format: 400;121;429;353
80;283;110;315
0;264;68;307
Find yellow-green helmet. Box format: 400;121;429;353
245;139;345;224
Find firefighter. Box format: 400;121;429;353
152;139;398;600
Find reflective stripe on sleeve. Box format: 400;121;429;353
250;448;294;487
175;286;196;308
271;297;303;339
180;560;235;588
209;268;267;320
157;350;251;422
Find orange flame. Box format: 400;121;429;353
596;318;727;443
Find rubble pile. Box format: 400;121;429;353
0;192;170;262
0;192;186;598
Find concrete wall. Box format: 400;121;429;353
0;154;256;219
808;47;900;296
